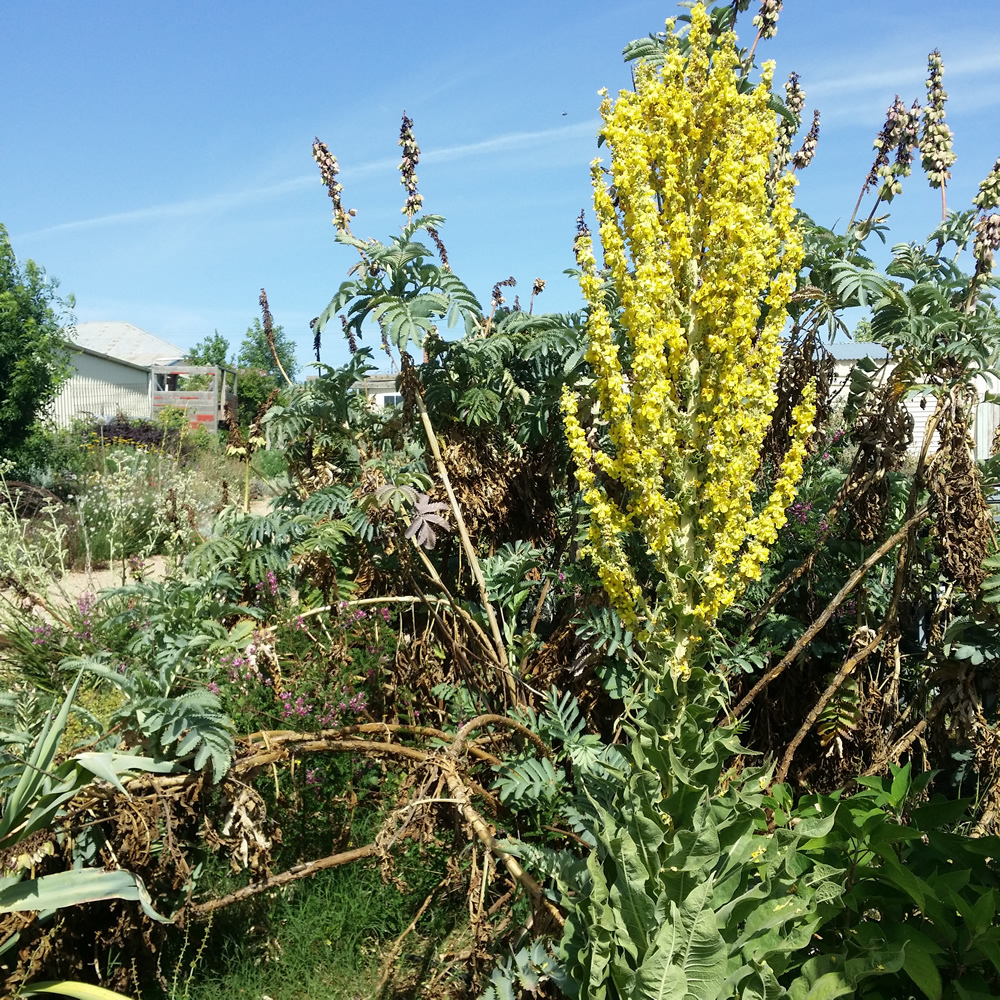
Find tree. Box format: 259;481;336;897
184;324;299;428
238;318;298;382
0;224;72;454
234;319;298;426
185;330;231;368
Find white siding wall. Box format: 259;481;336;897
50;353;151;428
832;358;998;461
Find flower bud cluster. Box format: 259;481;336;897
973;212;1000;284
771;72;804;177
398;112;423;218
875;98;920;202
752;0;782;39
920;50;957;190
791;110;820;170
312;137;356;231
973;158;1000;211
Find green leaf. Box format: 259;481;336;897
901;941;943;1000
19;982;133;999
0;867;168;923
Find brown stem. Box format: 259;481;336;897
235;738;431;773
847;185;868;231
408;538;501;668
240;728;503;769
450;714;554;762
729;506;929;720
864;718;929;776
440;763;563;930
188;844;376;915
776;627;886;784
776;493;915;783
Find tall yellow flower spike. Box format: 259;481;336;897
563;4;815;671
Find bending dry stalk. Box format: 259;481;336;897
414;393;509;668
189;843;377;915
729;506;928;720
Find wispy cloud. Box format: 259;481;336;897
21;120;600;240
808;49;1000;104
421;119;600;164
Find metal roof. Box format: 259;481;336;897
68;321;185;367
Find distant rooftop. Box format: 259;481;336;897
68;321;185;367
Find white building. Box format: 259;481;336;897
829;341;999;460
51;322;185;428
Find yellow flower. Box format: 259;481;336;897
563;3;814;667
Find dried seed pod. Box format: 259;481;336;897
845;381;914;543
928;400;994;592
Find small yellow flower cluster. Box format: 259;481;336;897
564;3;815;654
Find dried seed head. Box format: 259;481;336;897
920;50;957;189
312;137;356;231
973;157;1000;211
310;315;322;362
791;110;820;171
398;111;423;219
491;276;516;309
259;289;274;347
752;0;782;40
532;278;546;297
426;226;450;270
340;314;357;355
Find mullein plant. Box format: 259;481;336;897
561;3;814;680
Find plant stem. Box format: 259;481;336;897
729;505;929;720
414;393;508;669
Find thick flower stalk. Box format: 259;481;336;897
562;5;814;671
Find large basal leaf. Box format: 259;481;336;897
0;867;168;923
635;899;728;1000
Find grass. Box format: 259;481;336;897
163;849;470;1000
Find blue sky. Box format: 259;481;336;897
3;1;999;371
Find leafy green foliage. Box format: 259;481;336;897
185;330;232;368
0;224;72;456
314;215;483;353
0;673;171;930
